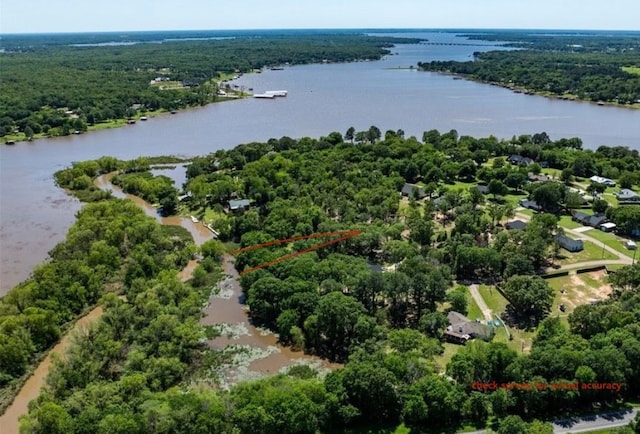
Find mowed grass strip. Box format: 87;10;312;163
580;228;635;259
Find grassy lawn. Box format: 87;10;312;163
433;342;461;372
501;191;528;208
518;208;534;217
466;290;483;321
582;228;634;259
542;167;562;179
622;66;640;75
602;192;620;207
557;240;618;265
444;180;477;192
558;215;584;230
478;285;509;314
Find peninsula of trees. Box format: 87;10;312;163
7;128;640;433
419;31;640;106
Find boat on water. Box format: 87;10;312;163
190;215;199;223
5;140;16;145
265;90;287;97
253;93;275;99
140;116;148;121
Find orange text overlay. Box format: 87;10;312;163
471;381;622;393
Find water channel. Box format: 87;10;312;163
1;31;639;295
2;169;333;431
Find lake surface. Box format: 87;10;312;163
1;31;639;295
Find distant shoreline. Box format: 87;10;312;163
429;70;640;110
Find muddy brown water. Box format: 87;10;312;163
1;177;336;432
203;255;339;385
96;175;338;382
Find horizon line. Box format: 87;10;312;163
2;26;639;36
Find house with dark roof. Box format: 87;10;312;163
506;220;528;231
401;183;427;199
509;155;534;166
572;211;606;228
616;189;640;203
555;234;584;252
228;199;250;212
518;198;542;211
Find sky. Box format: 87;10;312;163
0;0;638;34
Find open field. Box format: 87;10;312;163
547;270;612;316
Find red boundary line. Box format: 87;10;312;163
231;230;362;275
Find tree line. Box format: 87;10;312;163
419;31;640;105
12;129;640;433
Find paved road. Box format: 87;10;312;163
468;284;493;321
462;407;638;434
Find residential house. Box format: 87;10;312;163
518;199;542;211
616;189;640;203
528;173;550;183
589;175;616;187
445;311;491;344
572;211;606;228
506;220;528;231
555;234;584;252
509;155;534;166
401;183;427;199
228;199;250;212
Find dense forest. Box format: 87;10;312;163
0;32;419;141
419;31;640;105
11;129;640;433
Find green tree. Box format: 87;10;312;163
498;415;529;434
489;179;509;199
503;275;553;326
310;292;367;362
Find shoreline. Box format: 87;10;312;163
1;80;251;146
423;70;640;110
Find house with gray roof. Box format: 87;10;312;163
401;183;427;199
616;189;640;203
506;220;528;231
572;211;607;228
228;199;250;212
555;234;584;252
445;311;491;344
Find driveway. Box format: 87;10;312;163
468;284;492;321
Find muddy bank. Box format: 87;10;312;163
0;306;104;434
98;173;338;385
94;173;213;247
